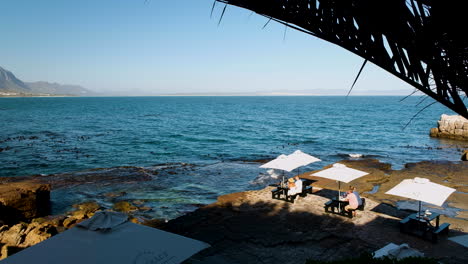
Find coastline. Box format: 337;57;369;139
0;94;77;98
1;158;467;262
161;159;467;263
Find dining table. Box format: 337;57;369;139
324;197;349;214
408;212;441;229
399;211;443;242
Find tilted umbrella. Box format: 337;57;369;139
385;177;456;217
311;163;369;198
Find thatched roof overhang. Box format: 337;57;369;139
215;0;468;118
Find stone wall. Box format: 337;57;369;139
430;114;468;141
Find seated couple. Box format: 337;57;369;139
287;176;303;196
342;186;362;216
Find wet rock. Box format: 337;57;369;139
113;201;138;213
71;201;101;219
104;191;127;198
137;206;152;212
0;182;51;225
462;150;468;161
129;217;140;224
430;127;439;137
62;217;78;229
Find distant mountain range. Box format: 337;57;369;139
0;66;90;96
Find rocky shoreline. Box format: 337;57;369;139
430;114;468;141
1;159;467;263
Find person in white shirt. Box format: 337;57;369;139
294;175;303;194
287;178;297;196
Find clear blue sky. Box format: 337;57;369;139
1;0;413;94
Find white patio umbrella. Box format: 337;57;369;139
260;150;321;185
287;150;322;175
260;154;293;186
260;154;290;171
4;212;210;264
385;177;456;217
311;163;369;198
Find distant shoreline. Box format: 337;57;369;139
0;94;77;98
0;94;421;98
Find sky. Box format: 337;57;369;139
0;0;415;95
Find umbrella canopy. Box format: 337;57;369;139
259;154;290;171
4;212;209;264
312;163;368;183
287;150;322;168
311;163;369;197
260;150;321;172
385;177;455;207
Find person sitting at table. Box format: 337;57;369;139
350;186;362;206
294;175;303;194
343;188;359;216
287;178;297;196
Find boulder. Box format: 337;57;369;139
431;114;468;140
462;150;468;161
70;201;101;220
113;201;138;213
0;182;51;225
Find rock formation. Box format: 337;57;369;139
430;114;468;140
0;201;102;260
0;198;156;260
0;182;51;225
0;221;57;259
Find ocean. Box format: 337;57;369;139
0;96;464;219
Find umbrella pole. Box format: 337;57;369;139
418;200;422;217
282;171;285;188
338;181;341;199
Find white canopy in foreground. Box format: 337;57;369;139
385;177;456;207
311;163;368;183
3;212;209;264
260;150;321;172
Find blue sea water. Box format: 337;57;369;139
0;96;465;219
